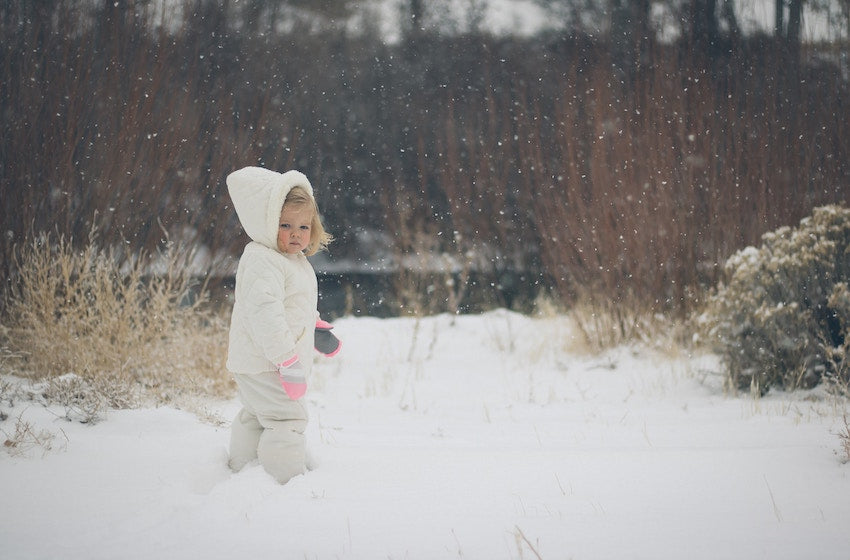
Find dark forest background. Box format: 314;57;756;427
2;0;848;317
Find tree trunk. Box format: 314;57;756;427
774;0;785;37
610;0;650;75
722;0;740;44
787;0;803;47
690;0;719;52
786;0;803;68
408;0;424;39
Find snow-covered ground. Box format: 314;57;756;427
2;311;849;559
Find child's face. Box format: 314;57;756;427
277;204;313;254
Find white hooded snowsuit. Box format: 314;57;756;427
225;166;319;483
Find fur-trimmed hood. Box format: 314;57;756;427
226;166;314;250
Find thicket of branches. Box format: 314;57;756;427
2;0;848;317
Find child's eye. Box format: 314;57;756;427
280;223;290;229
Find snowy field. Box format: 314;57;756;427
2;311;849;560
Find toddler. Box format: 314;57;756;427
225;166;340;483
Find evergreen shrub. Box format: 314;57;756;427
700;205;850;393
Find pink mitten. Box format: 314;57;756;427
277;356;306;400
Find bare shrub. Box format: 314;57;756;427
3;3;848;325
416;42;848;327
40;374;112;424
0;377;21;422
0;230;233;415
2;413;68;457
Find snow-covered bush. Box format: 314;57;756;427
700;205;850;393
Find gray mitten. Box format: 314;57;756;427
315;319;341;356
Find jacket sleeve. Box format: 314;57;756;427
239;257;300;366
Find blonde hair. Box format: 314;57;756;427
284;186;332;256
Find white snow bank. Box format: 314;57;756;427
2;311;849;559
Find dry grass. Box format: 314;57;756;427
513;525;545;560
838;415;850;464
531;292;685;356
0;230;233;420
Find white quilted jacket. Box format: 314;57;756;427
224;167;319;374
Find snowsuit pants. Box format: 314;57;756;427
229;370;308;484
